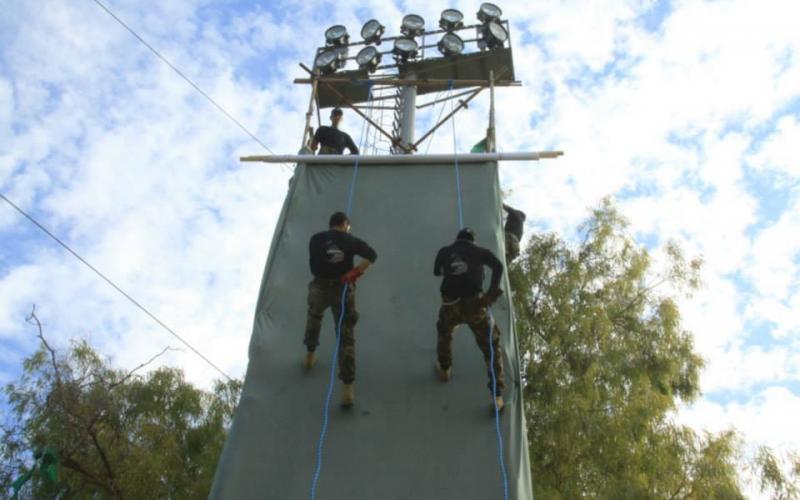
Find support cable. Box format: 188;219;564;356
0;191;234;382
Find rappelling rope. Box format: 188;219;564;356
448;85;509;500
309;84;372;500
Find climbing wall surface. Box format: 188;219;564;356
210;161;533;499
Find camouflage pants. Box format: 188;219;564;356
505;232;520;262
436;296;506;395
304;278;359;384
319;145;340;154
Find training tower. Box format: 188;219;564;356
212;4;561;499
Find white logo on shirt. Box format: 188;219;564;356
325;243;345;264
450;256;468;275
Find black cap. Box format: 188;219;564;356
329;211;350;228
331;107;344;116
456;228;475;241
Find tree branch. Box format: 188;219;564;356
108;346;181;390
26;305;61;386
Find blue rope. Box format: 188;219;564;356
309;84;372;500
487;307;510;500
309;284;349;500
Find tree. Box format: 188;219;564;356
510;199;745;498
1;308;242;499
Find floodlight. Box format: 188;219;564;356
437;33;465;56
324;25;349;46
477;2;503;23
439;9;465;31
314;50;340;74
481;20;508;49
393;37;419;61
356;46;382;72
361;19;385;44
400;14;425;37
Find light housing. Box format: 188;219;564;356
438;33;465;56
439;9;464;31
400;14;425;37
393;37;419;61
324;25;349;46
481;20;508;49
356;46;382;72
314;50;341;74
361;19;385;44
477;2;503;23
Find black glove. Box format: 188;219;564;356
481;288;503;307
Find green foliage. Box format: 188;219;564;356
752;447;800;499
1;330;241;499
510;199;743;498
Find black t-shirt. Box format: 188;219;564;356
309;230;377;279
503;205;526;239
313;126;359;154
433;239;503;299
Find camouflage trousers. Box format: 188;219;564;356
436;296;506;395
319;145;340;154
505;232;520;262
304;278;359;384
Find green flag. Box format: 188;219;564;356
470;138;488;153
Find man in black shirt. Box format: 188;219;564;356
433;228;507;411
503;204;526;262
311;108;359;155
304;211;377;408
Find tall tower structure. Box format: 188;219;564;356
213;4;563;499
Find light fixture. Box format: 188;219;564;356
356;46;382;72
439;9;464;31
438;33;465;56
361;19;385;44
477;2;503;23
481;20;508;49
400;14;425;37
393;37;419;61
314;50;340;74
324;25;349;46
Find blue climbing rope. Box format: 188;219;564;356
309;84;372;500
449;92;509;500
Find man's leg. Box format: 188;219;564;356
304;280;329;354
465;299;506;397
436;302;461;380
331;285;359;385
505;232;520;262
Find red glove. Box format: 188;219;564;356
341;268;364;285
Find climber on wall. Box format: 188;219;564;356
304;211;376;408
502;204;526;262
310;108;360;155
433;228;507;411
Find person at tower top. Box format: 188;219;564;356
432;227;507;412
311;108;360;155
303;211;376;409
502;204;526;262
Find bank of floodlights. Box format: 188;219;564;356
356;46;382;72
361;19;385;44
439;9;464;31
477;2;503;23
393;37;419;62
438;32;465;56
400;14;425;37
324;25;349;46
480;21;508;49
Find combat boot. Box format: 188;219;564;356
304;351;316;370
341;383;355;408
492;395;505;413
435;362;451;382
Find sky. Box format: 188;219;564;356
1;0;799;494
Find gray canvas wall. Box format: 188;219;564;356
211;161;532;499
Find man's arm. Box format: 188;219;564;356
311;128;322;152
433;248;445;276
352;236;377;272
345;133;359;155
483;249;504;292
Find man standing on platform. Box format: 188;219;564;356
310;108;360;155
433;228;507;411
304;211;376;408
